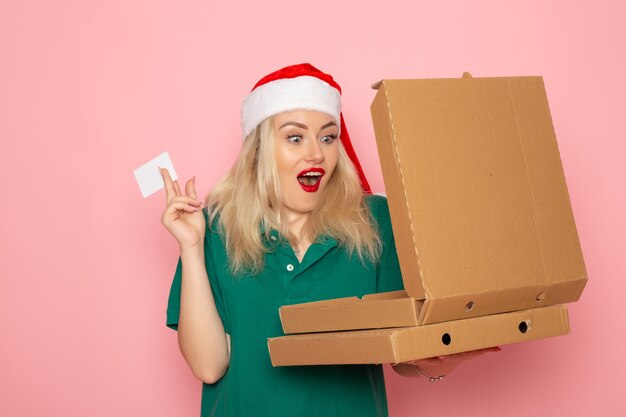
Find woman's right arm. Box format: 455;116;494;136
160;168;230;384
177;245;230;384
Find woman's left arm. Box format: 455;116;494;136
392;346;501;379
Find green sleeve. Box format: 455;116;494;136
165;257;183;330
165;210;231;333
367;195;405;293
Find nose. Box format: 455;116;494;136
304;137;324;163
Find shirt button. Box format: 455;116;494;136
270;235;277;241
286;264;294;272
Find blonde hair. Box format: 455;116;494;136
206;117;381;275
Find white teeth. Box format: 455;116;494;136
302;172;322;177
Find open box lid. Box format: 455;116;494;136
370;74;587;324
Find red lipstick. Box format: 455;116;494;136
297;168;325;192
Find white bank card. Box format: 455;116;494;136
133;151;178;198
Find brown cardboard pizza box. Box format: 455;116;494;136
268;73;587;366
269;305;569;366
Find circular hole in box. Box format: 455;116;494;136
465;301;474;312
441;333;452;345
518;321;530;334
536;292;545;302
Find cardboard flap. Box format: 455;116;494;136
370;75;587;323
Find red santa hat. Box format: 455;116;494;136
241;63;372;194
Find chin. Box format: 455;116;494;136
292;201;320;214
285;195;323;214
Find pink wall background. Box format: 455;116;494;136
1;0;624;416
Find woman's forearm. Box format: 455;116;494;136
177;245;230;384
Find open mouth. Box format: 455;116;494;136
297;168;325;192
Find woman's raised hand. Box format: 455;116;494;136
160;168;206;250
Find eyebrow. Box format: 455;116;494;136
279;121;338;130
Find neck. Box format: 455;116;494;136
283;211;309;239
282;211;312;258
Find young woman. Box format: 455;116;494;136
160;63;498;417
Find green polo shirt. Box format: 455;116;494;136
166;195;403;417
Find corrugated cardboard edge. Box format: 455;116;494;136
371;81;426;300
521;77;589;293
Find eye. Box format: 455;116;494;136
287;134;302;143
320;134;337;144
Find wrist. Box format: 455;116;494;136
179;242;204;257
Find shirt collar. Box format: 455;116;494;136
259;225;337;249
